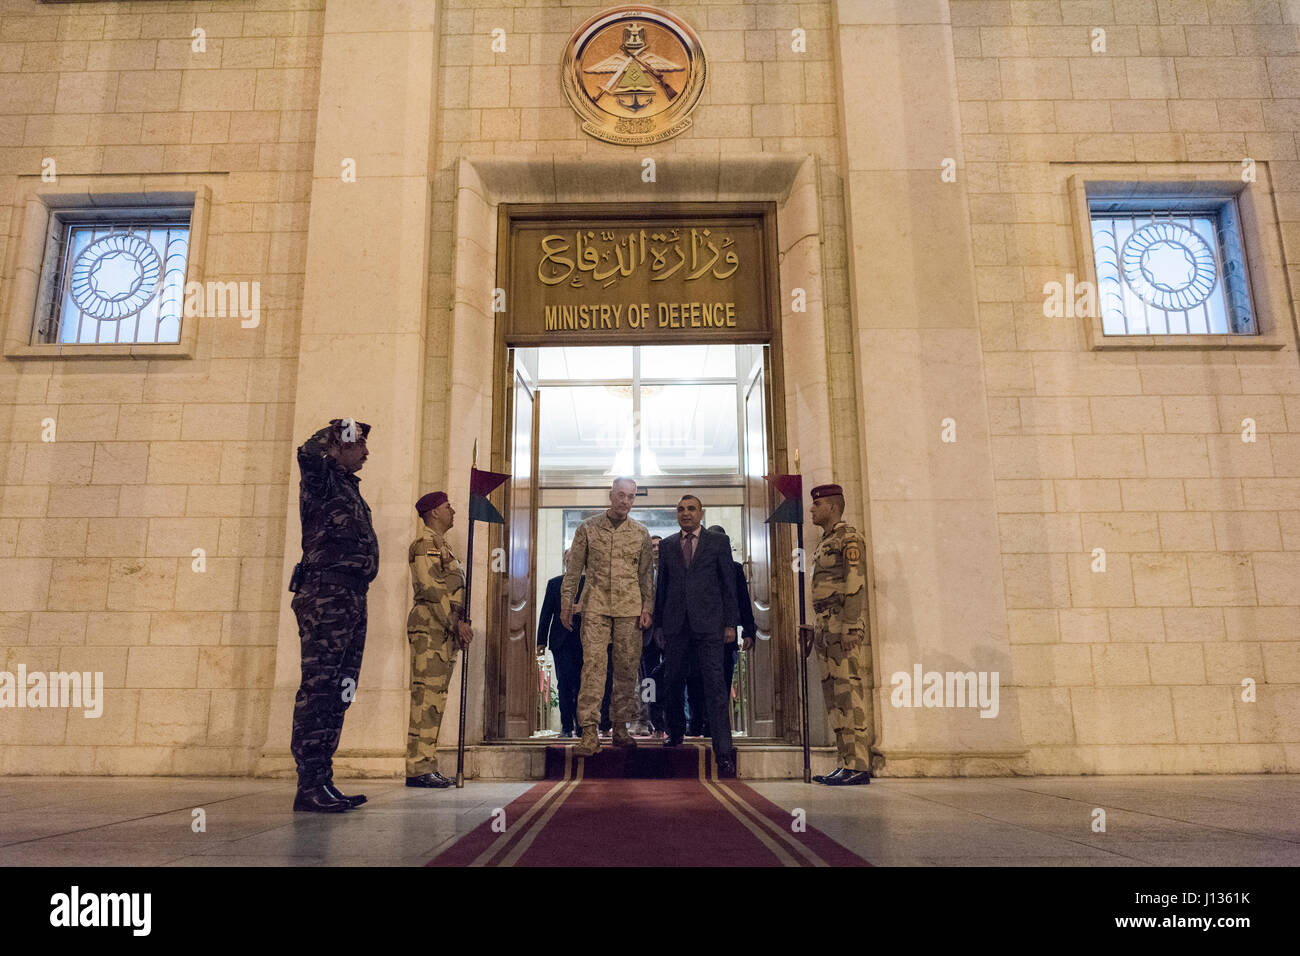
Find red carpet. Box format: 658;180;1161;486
428;745;870;867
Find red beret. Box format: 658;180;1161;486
416;491;448;516
810;483;844;500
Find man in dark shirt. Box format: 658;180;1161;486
288;418;379;813
537;550;584;737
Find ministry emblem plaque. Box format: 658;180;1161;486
561;6;707;146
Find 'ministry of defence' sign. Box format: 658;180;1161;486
499;202;776;346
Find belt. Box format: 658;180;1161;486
812;595;843;614
299;566;370;592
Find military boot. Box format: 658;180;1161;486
574;725;601;757
612;726;637;749
293;784;352;813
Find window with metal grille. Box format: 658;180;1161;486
35;210;191;345
1088;198;1255;337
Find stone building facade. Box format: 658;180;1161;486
0;0;1296;777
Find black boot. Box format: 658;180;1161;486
324;782;367;807
824;768;872;786
293;784;353;812
406;771;453;788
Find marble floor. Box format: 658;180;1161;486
1;774;1297;866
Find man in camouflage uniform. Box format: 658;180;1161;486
289;418;378;812
798;483;874;786
561;477;654;756
405;491;472;788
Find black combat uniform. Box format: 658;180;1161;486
289;421;379;790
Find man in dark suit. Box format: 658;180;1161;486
688;525;758;740
655;495;739;777
537;550;584;737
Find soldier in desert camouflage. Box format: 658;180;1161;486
798;483;874;786
561;477;655;757
405;491;473;789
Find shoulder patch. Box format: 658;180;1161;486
845;541;861;564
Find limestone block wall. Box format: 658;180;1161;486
0;0;324;774
423;1;862;751
952;0;1300;772
424;0;861;517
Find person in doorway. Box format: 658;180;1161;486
537;550;584;737
629;535;663;736
684;525;757;741
655;495;739;778
561;477;654;757
405;492;474;789
798;483;873;786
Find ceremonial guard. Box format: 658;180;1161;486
406;492;473;788
799;483;874;786
288;418;378;812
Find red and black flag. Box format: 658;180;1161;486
764;473;803;524
468;467;509;524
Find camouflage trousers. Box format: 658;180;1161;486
816;633;874;772
406;625;457;776
290;584;367;788
577;613;640;729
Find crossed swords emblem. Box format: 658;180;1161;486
583;22;686;112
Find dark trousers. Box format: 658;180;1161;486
290;585;367;788
664;627;733;758
550;640;583;734
684;643;739;739
642;640;665;731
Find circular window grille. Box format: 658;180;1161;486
69;234;162;321
1119;221;1217;312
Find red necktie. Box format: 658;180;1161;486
683;532;695;568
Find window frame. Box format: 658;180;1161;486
2;181;210;358
528;344;746;485
1067;170;1289;352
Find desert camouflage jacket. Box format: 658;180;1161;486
561;512;654;619
407;528;465;635
811;520;868;646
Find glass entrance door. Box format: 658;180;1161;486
494;343;783;740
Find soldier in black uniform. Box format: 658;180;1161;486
288;417;379;812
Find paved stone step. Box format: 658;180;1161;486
544;743;718;779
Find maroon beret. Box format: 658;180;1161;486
416;491;448;516
810;483;844;500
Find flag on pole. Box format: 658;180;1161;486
468;467;509;524
764;473;803;524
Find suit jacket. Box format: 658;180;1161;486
538;573;584;651
654;527;739;637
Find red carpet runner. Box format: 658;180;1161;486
427;745;870;867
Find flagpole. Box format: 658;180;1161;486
794;450;811;784
455;441;477;789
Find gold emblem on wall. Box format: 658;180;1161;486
561;6;707;146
